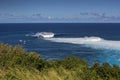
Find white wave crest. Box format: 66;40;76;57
25;32;40;37
45;37;120;50
27;32;55;38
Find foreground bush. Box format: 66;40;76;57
0;43;120;80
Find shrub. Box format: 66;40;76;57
0;43;120;80
59;56;87;70
0;43;42;69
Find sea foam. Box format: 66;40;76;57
45;37;120;50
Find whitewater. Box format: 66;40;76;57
45;37;120;51
1;23;120;66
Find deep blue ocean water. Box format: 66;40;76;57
0;23;120;66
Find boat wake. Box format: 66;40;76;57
45;37;120;51
26;32;54;38
26;32;120;51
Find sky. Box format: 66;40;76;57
0;0;120;23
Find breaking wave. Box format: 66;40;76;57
45;37;120;50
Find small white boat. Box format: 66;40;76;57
34;32;54;38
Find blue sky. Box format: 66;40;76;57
0;0;120;23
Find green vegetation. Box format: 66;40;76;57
0;43;120;80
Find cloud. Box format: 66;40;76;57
5;13;14;17
0;13;14;18
0;13;43;20
48;16;52;19
0;12;120;23
91;13;102;17
31;13;42;18
80;12;89;16
80;12;120;21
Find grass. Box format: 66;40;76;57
0;43;120;80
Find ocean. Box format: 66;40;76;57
0;23;120;66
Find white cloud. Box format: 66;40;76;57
48;16;52;19
0;12;120;23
